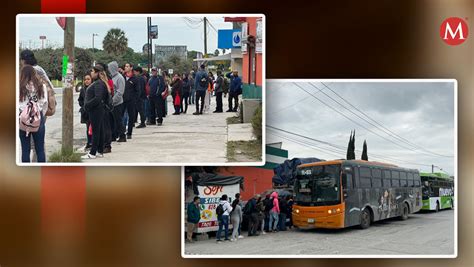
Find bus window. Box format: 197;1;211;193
372;169;382;188
383;178;391;187
400;172;407;187
360;177;371;188
414;180;420;187
408;179;414;187
407;173;414;180
342;168;352;189
392;179;400;187
391;171;400;179
359;167;371;188
354;167;360;188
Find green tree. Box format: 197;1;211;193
102;28;128;56
159;54;192;75
74;48;93;80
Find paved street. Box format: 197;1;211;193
43;89;255;163
184;209;455;256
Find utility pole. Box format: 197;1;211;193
203;17;208;56
432;164;434;173
62;17;75;151
147;17;152;70
92;33;98;50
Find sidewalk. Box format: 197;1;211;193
93;98;237;163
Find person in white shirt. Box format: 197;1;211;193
216;194;233;242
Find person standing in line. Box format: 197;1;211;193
142;69;151;124
278;195;289;231
213;70;224;113
81;65;109;159
189;70;195;105
193;64;208;115
216;194;233;243
122;63;139;139
230;198;243;242
147;67;166;126
203;71;214;114
268;191;280;232
246;194;259;237
255;195;266;235
133;66;147;129
96;63;114;154
181;73;191;114
226;70;242;112
171;73;183;115
287;195;294;229
108;61;126;142
18;66;48;163
186;196;201;243
78;72;93;151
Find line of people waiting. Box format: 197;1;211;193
186;191;294;243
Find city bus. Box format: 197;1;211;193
420;172;454;211
292;160;422;229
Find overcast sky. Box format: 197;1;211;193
18;16;232;53
266;81;456;175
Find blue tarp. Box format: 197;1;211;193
272;158;324;186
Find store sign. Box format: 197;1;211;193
150;25;158;39
196;184;239;233
232;31;242;47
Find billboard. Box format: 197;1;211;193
218;29;242;49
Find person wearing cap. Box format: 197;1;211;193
81;65;110;159
193;64;208;115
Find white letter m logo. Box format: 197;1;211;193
444;22;466;40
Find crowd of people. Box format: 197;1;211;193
186;191;294;243
17;48;244;162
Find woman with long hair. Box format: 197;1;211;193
78;72;93;151
230;198;243;242
170;73;183;115
203;71;214;114
81;65;110;159
18;65;48;162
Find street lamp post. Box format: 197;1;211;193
92;33;98;50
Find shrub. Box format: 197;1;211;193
251;104;262;141
48;148;82;163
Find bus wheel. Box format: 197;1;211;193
360;209;371;229
435;201;440;212
450;200;454;209
401;203;409;220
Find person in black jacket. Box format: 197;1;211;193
78;72;93;151
133;66;147;128
81;65;110;159
181;73;191;114
121;63;139;139
278;196;289;231
213;70;224;113
148;67;166;126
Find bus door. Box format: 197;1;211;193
342;166;360;227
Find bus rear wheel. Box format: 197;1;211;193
360;209;371;229
400;203;409;220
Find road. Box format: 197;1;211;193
184;209;455;256
41;89;255;163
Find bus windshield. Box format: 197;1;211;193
295;164;341;206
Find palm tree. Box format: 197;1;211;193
102;28;128;56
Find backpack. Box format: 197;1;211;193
45;86;57;116
199;75;208;88
243;201;252;215
19;92;42;136
265;198;274;212
216;204;224;217
222;78;230;94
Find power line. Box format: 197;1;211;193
267;126;433;168
295;82;451;159
319;82;453;158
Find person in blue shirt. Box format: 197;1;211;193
226;70;242;112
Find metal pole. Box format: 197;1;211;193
203;17;207;55
92;34;94;50
62;17;75;151
147;17;151;70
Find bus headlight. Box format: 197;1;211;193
328;210;332;214
295;209;300;214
